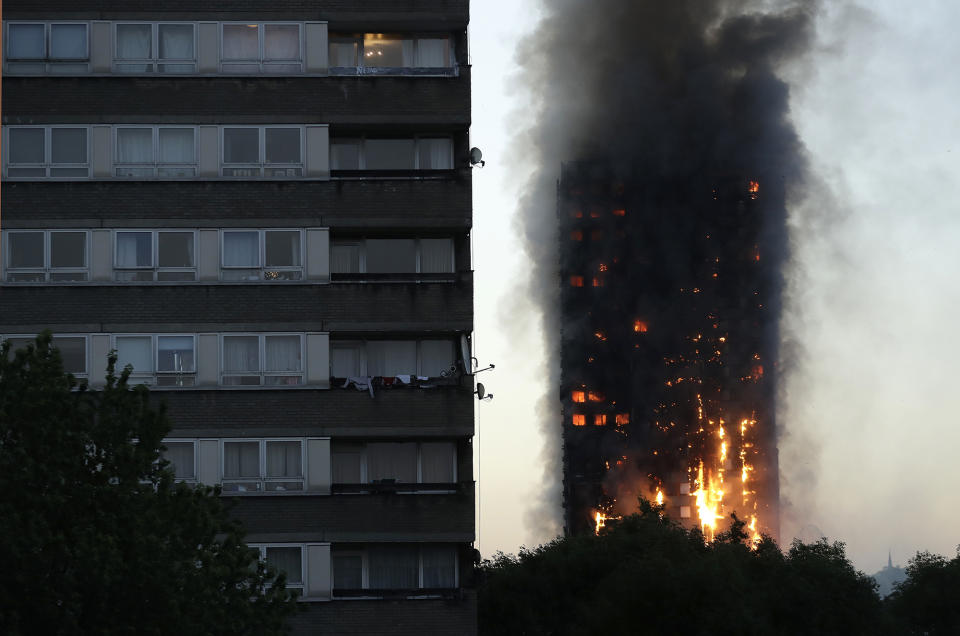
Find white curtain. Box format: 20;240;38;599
420;442;455;483
51;24;87;59
419;138;453;169
162;442;195;480
369;546;418;589
223;232;259;267
158;128;194;163
331;450;362;483
116;24;151;59
264;25;299;59
366;341;416;376
366;443;417;483
416;39;448;67
116;336;151;373
420;340;455;377
158;24;193;59
116;232;152;267
420;239;454;273
330;345;361;377
9;24;45;58
223;336;259;373
157;336;194;372
224;441;259;478
223;25;259;59
330;244;360;273
117;128;153;164
264;335;300;372
266;547;302;584
266;441;301;478
421;546;456;588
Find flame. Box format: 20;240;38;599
594;511;606;534
615;413;630;426
592;277;603;287
594;414;607;426
633;320;648;333
594;331;607;341
572;414;586;427
748;180;759;200
612;208;626;217
655;488;664;507
570;276;584;287
598;263;609;272
588;391;604;402
572;390;586;403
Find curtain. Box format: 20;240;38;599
264;231;300;267
420;238;454;273
330;345;361;377
365;239;416;273
264;335;300;372
421;546;456;588
116;232;152;267
50;24;87;59
416;39;448;67
266;441;301;478
9;24;45;58
420;340;455;377
330;244;360;273
266;547;302;584
224;441;260;478
264;25;299;60
366;341;416;376
116;24;151;59
157;336;194;372
158;128;194;163
223;336;259;373
116;336;151;373
366;443;417;483
369;546;418;589
162;442;195;480
117;128;153;164
420;442;455;483
331;450;362;483
222;232;259;267
223;25;259;59
158;24;193;59
333;555;363;589
329;41;357;67
418;138;453;169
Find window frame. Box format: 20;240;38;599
331;441;458;492
249;544;307;595
4;229;90;283
219;333;305;386
220;125;305;177
219;228;304;281
329;339;458;379
5;21;91;74
4;125;91;179
329;135;454;170
328;33;453;72
220;438;306;493
111;333;197;386
331;544;459;597
3;333;89;379
113;125;199;178
219;22;304;74
112;22;198;74
113;229;198;282
330;237;455;275
160;438;198;483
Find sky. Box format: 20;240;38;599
469;0;960;574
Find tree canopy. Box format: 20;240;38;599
0;332;298;635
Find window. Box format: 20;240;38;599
6;22;89;74
222;127;303;177
330;340;457;378
115;127;197;177
329;34;451;70
221;23;302;73
114;334;196;386
221;334;304;386
221;230;302;281
115;231;196;281
161;440;197;481
330;137;453;170
5;231;88;282
6;127;89;178
222;439;304;492
331;441;456;488
3;335;87;377
249;545;305;595
330;238;454;275
331;544;457;595
114;23;196;73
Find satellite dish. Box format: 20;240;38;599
476;382;485;400
469;147;485;167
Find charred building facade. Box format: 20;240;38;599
1;1;476;634
559;162;781;540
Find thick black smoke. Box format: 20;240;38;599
508;0;818;538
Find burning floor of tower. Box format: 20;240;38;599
559;162;782;543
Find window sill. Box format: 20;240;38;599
330;273;459;283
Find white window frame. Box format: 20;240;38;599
328;33;452;71
219;333;305;386
113;125;199;178
219;229;304;281
113;229;198;282
4;126;91;179
249;544;307;596
112;22;198;73
2;333;89;379
111;333;197;386
329;339;458;378
4;21;91;74
219;23;304;74
160;438;198;483
330;238;455;275
4;230;90;283
220;438;306;493
220;126;305;177
331;544;459;596
331;441;458;491
329;135;454;170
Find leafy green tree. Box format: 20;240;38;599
886;548;960;635
478;500;888;636
0;332;298;635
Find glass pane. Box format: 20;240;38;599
330;141;360;170
8;24;45;59
266;441;301;478
420;340;456;377
9;232;44;268
223;128;259;164
116;24;152;59
365;139;415;170
363;35;413;67
157;336;194;372
116;336;152;373
421;545;456;588
331;450;361;482
366;442;417;483
421;442;456;483
329;41;357;67
51;128;87;164
222;231;259;267
223;441;260;478
6;338;35;358
223;24;259;60
264;335;301;372
367;341;417;377
369;545;418;589
158;128;195;163
264;231;300;267
266;547;302;584
52;337;86;374
158;24;194;60
116;63;151;73
50;232;86;268
158;232;194;267
331;244;360;273
49;272;88;282
333;555;363;589
416;38;449;67
7;168;47;178
365;239;416;273
158;63;195;74
264;25;299;60
9;129;45;164
116;232;152;267
117;128;153;164
50;167;90;178
162;442;195;479
156;271;196;282
115;271;154;282
420;238;454;273
418;138;454;169
264;129;300;164
330;345;361;377
223;336;259;373
51;24;87;59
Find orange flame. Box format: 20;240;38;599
588;391;605;402
572;414;586;427
570;276;584;287
572;390;586;403
612;208;626;217
594;414;607;426
634;320;648;333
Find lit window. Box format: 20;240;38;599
587;391;604;402
571;390;585;403
594;414;607;426
570;276;584;287
570;230;583;241
6;127;89;178
5;230;88;282
329;34;451;71
572;414;586;427
222;230;302;281
615;414;630;426
612;208;626;217
6;22;89;74
115;23;196;73
680;506;692;518
115;231;196;281
222;23;302;73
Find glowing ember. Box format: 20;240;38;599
633;320;648;333
612;208;626;217
570;276;584;287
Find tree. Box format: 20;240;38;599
0;332;298;635
886;548;960;635
478;500;889;636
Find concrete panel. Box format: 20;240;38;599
306;332;330;389
304;23;328;75
90;22;112;73
92;126;112;178
307;438;331;494
197;23;218;73
197;439;219;485
305;125;329;179
196;333;218;386
198;126;219;177
198;230;219;281
306;543;331;600
305;228;329;282
90;230;112;281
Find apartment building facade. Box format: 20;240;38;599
0;1;476;633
